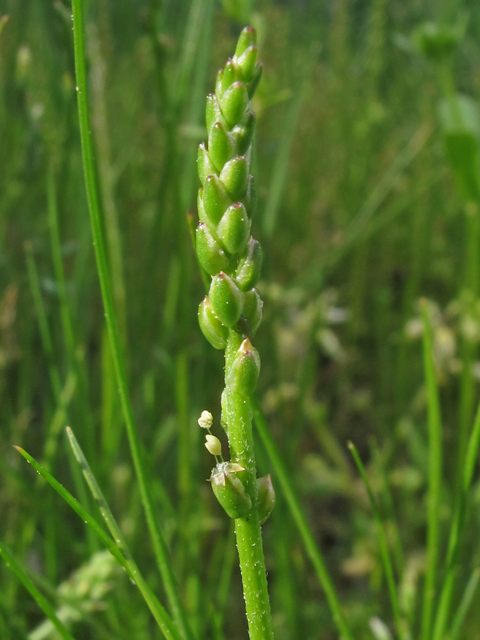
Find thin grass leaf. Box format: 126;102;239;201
447;568;480;640
420;299;443;640
65;427;184;640
0;539;76;640
70;3;193;638
348;442;405;640
251;396;354;640
432;397;480;640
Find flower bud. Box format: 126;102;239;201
226;338;261;396
217;203;251;255
215;59;237;98
246;63;263;99
242;288;263;336
205;434;222;457
196;223;231;276
211;462;252;519
220;155;249;200
256;474;275;525
206;93;225;132
202;174;231;226
235;237;263;291
236;45;258;82
197;143;217;184
198;410;213;429
209;272;244;327
208;122;235;173
235;26;257;59
198;296;229;350
220;81;249;128
232;111;256;155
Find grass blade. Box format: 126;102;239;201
251;396;353;640
420;299;443;640
65;427;183;640
70;2;193;638
348;442;405;640
0;539;76;640
447;568;480;640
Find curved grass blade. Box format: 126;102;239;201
65;427;183;640
70;2;193;638
348;442;405;640
448;568;480;640
251;396;353;640
14;445;181;640
0;539;76;640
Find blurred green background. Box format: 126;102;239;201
2;0;480;638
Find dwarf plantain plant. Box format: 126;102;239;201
195;27;275;640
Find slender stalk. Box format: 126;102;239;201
251;397;354;640
225;332;274;640
70;3;193;639
420;300;443;640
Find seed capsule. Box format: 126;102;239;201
198;296;229;350
226;338;261;396
256;474;275;525
196;223;231;276
211;462;252;519
232;111;256;155
217;203;251;255
220;155;249;200
235;237;263;291
220;81;249;128
209;272;244;328
206;93;225;132
246;63;263;99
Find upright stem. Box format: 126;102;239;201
225;331;274;640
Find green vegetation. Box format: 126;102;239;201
1;1;480;639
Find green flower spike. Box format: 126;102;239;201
195;26;274;640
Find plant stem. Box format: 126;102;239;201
71;3;193;639
225;331;274;640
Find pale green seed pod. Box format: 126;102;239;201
215;59;237;98
208;122;235;173
235;237;263;291
217;203;251;255
196;223;231;276
220;155;249;200
198;296;229;350
257;474;275;525
234;26;257;59
209;272;244;327
197;142;217;185
220;81;249;128
202;174;231;226
246;63;263;99
211;462;252;519
242;288;263;336
226;338;261;396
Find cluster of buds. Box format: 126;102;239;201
199;411;275;523
196;26;263;364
